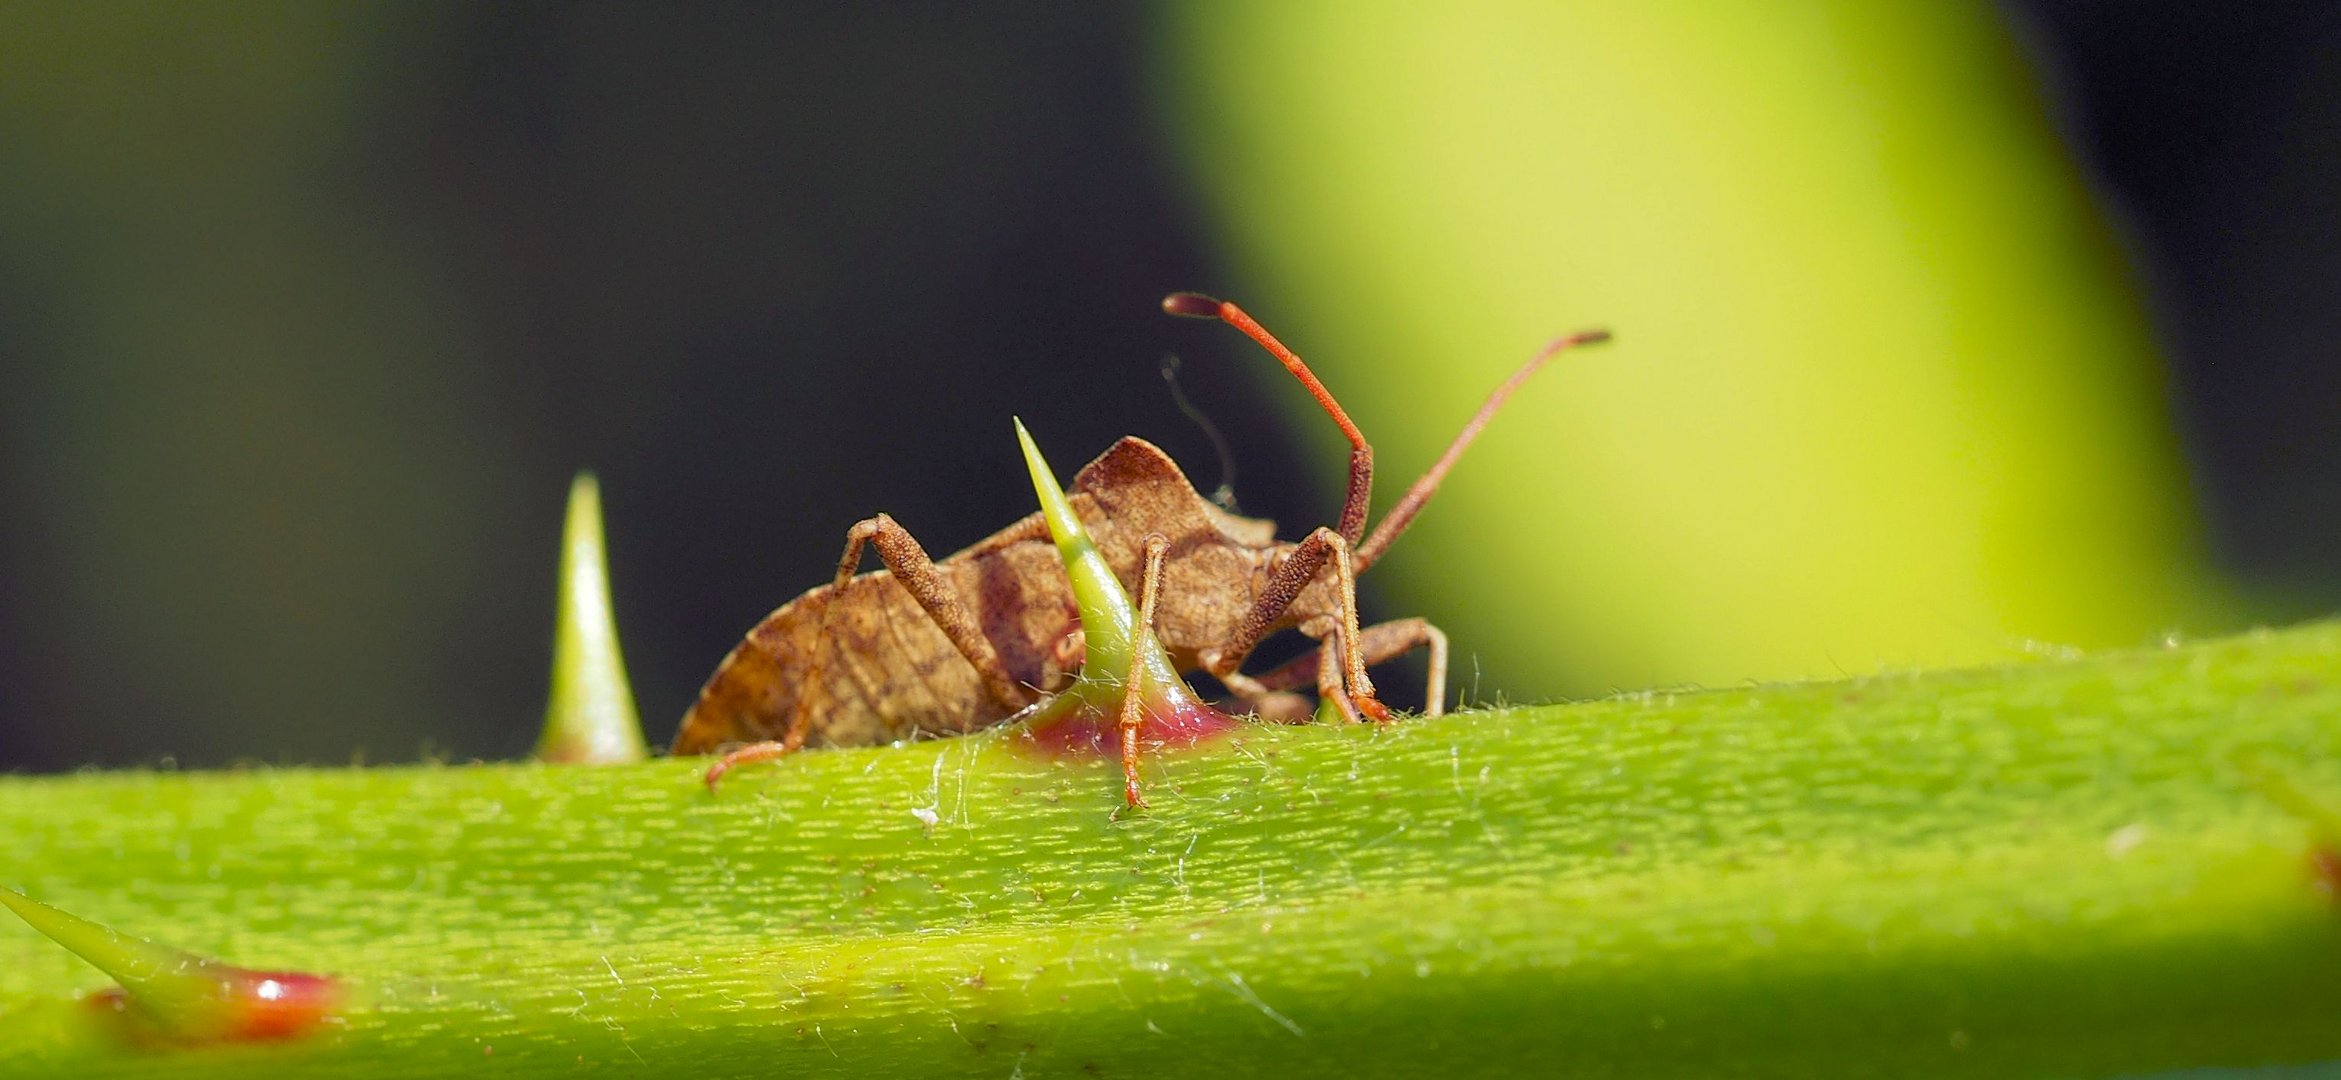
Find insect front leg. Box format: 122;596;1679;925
1200;526;1389;723
1117;533;1172;808
1243;617;1450;718
1306;616;1359;723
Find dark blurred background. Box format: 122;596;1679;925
0;3;2335;770
2018;0;2341;582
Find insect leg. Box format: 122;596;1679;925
703;514;1048;792
705;634;838;790
833;513;1037;712
704;740;793;791
1354;328;1609;570
1117;533;1172;808
703;670;831;790
1243;617;1450;718
1308;617;1360;723
1200;526;1389;722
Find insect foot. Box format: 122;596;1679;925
1012;418;1241;808
0;888;342;1046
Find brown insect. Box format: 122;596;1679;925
675;294;1609;785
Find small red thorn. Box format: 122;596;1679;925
221;971;343;1042
1161;292;1225;320
2;888;340;1046
82;970;341;1045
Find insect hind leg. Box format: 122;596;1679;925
829;513;1039;713
702;513;1047;792
704;740;794;791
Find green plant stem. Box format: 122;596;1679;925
7;624;2341;1077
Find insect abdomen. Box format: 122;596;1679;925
673;539;1077;754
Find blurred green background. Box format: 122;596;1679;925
2;3;2335;770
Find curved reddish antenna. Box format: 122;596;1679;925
1355;328;1611;569
1164;293;1374;546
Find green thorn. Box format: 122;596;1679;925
1314;694;1344;726
1015;418;1143;679
0;888;207;994
1010;421;1240;791
0;887;332;1041
535;471;649;764
1016;418;1190;693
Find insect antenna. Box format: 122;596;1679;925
1165;291;1373;545
1355;327;1611;568
1159;353;1242;512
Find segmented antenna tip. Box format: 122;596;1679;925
1161;292;1224;319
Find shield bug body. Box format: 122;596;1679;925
674;295;1608;798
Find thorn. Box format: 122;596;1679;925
536;471;650;764
1009;423;1241;788
0;888;341;1044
